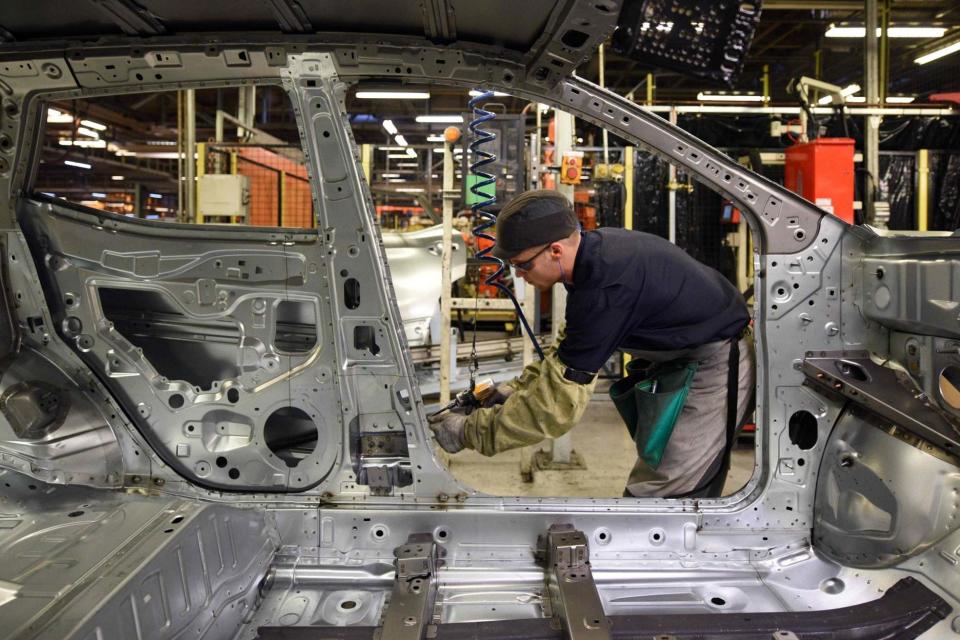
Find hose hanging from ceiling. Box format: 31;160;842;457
467;90;545;378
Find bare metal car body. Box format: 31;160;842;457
0;1;957;638
382;225;466;348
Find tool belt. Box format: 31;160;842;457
609;357;699;470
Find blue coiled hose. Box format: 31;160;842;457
467;90;545;363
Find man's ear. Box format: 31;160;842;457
549;242;564;257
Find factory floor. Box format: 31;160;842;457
443;382;756;497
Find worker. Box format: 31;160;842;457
429;189;755;498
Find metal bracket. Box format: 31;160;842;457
377;534;440;640
537;524;611;640
802;350;960;452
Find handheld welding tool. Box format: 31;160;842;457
428;378;496;418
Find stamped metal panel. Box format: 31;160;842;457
814;407;960;569
0;470;277;640
382;225;466;347
17;198;346;493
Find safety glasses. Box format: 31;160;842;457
509;244;550;271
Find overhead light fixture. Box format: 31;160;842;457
696;92;764;102
91;192;107;198
356;90;431;100
406;148;416;158
76;126;101;138
915;40;960;65
387;153;410;159
843;96;915;104
149;193;163;199
817;84;861;105
468;89;510;97
394;134;408;147
396;162;419;168
381;173;401;178
432;147;445;153
378;146;408;151
111;175;125;180
382;119;398;135
426;134;446;142
416;115;463;123
387;178;407;182
825;24;947;38
80;119;107;131
64;160;91;169
46;108;73;123
59;139;106;148
395;187;425;193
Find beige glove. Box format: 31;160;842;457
427;411;467;453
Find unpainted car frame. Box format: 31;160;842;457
0;1;957;638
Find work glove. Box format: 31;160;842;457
428;411;468;453
481;383;515;408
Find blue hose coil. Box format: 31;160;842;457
467;90;544;361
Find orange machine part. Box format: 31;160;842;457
784;138;855;224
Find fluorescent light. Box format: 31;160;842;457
76;126;100;138
387;178;407;182
378;146;408;151
396;162;419;168
387;153;410;159
64;160;91;169
46;108;73;123
111;175;125;180
356;90;431;100
381;173;401;178
843;96;912;104
817;84;861;105
149;193;163;199
915;40;960;65
91;192;106;198
80;119;107;131
889;27;947;38
415;115;463;123
41;192;55;197
59;139;106;148
433;147;445;153
394;134;408;147
406;148;416;158
382;119;398;135
396;187;424;193
826;24;947;38
469;89;510;97
697;92;764;102
426;134;446;142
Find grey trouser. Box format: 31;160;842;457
623;336;755;497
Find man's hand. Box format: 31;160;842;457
428;411;468;453
481;384;515;408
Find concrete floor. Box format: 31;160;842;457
443;387;756;497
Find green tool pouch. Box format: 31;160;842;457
609;358;699;470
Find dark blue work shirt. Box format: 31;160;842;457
557;228;749;373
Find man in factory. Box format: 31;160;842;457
428;189;754;498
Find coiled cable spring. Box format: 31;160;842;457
467;90;545;376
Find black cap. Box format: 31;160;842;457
492;190;578;260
